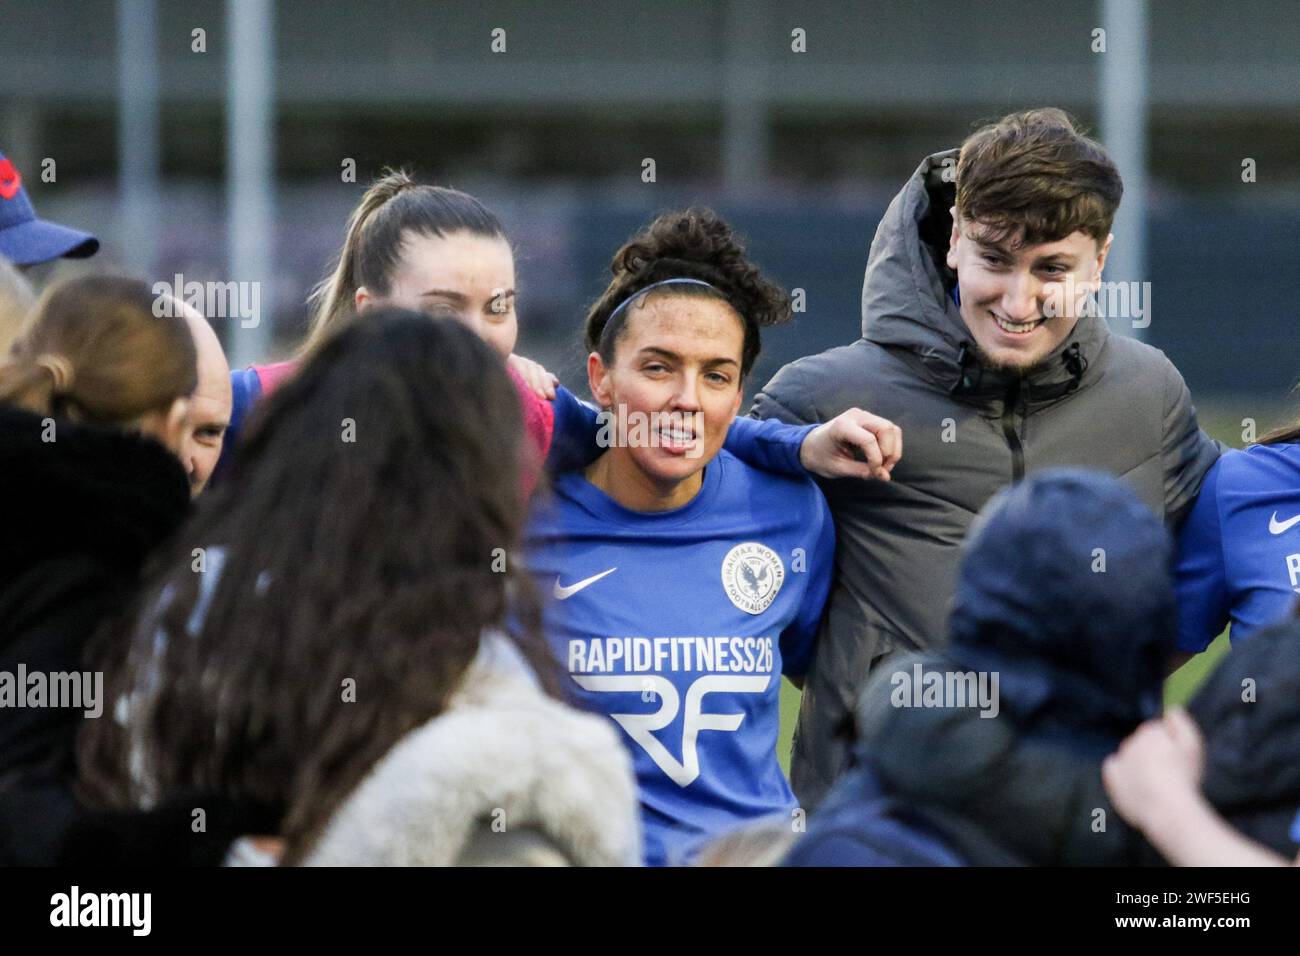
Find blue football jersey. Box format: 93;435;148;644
525;450;834;866
1176;442;1300;652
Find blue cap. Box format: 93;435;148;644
0;151;99;266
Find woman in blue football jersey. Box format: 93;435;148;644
526;208;861;866
1174;417;1300;659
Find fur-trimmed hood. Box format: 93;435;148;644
303;634;641;866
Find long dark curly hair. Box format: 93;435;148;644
78;308;554;863
584;207;792;378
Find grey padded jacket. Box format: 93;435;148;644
752;148;1221;807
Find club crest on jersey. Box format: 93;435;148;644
721;542;784;615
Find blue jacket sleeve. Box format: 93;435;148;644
544;383;814;477
1173;456;1230;653
780;486;835;678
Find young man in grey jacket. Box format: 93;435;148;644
753;108;1221;807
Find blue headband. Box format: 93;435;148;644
599;277;722;346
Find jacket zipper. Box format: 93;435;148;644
1001;379;1025;481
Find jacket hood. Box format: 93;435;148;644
1188;617;1300;856
853;654;1153;866
303;633;641;866
947;468;1173;735
860;148;1108;405
0;401;191;580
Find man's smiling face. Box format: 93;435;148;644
946;208;1112;373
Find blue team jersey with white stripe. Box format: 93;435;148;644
525;451;834;866
1175;442;1300;652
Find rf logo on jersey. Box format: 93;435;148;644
721;542;784;615
574;672;772;787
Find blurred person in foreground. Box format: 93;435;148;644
1104;617;1300;866
0;275;195;865
783;469;1172;866
78;310;639;866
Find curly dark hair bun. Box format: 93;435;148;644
585;207;791;377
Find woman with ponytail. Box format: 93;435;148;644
220;169;559;491
0;275;197;864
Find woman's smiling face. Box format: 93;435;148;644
588;292;745;492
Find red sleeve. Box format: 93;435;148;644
251;361;298;396
507;364;554;498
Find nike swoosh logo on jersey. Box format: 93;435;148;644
1269;512;1300;535
553;567;617;600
